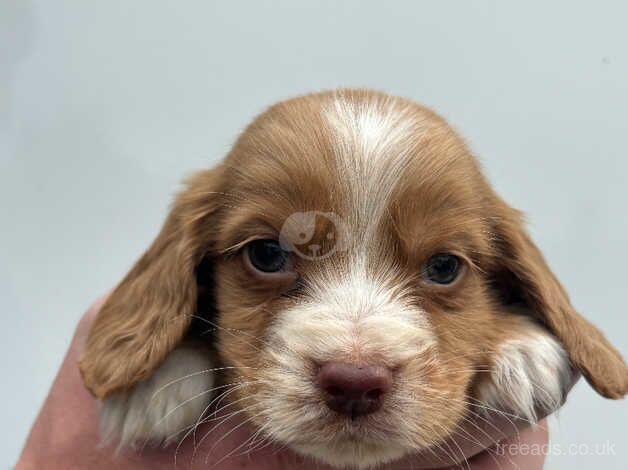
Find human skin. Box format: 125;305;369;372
16;295;549;470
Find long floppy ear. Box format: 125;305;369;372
79;168;223;399
491;196;628;399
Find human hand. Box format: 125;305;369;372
16;295;549;470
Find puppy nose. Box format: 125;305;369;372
318;362;393;419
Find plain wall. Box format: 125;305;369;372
1;1;626;468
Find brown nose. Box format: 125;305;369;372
318;362;393;419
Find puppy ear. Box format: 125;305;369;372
79;168;223;399
491;197;628;399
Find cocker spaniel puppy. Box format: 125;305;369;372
79;89;628;468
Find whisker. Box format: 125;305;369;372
190;315;270;352
169;382;258;464
208;413;266;465
192;404;258;464
149;366;257;402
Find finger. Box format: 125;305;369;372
466;419;549;469
18;299;109;467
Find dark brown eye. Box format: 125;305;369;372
424;254;461;285
246;239;290;273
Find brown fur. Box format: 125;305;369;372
79;169;224;398
79;89;627;452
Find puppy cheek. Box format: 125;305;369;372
399;350;477;445
212;274;277;377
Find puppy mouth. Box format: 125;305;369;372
288;420;383;445
324;409;386;431
253;397;412;462
283;416;411;469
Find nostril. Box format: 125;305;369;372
364;388;384;401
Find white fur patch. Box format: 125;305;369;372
323;93;427;244
100;346;215;449
271;273;435;368
257;272;436;468
477;328;571;422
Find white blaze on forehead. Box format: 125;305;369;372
323;93;428;240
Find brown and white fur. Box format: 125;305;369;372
79;89;628;468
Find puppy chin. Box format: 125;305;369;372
293;439;408;469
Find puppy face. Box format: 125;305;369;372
80;90;628;468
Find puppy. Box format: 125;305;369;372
79;89;628;468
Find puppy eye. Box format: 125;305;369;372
246;239;291;273
423;254;461;285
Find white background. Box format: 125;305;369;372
1;1;627;468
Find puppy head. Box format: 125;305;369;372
80;90;628;468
